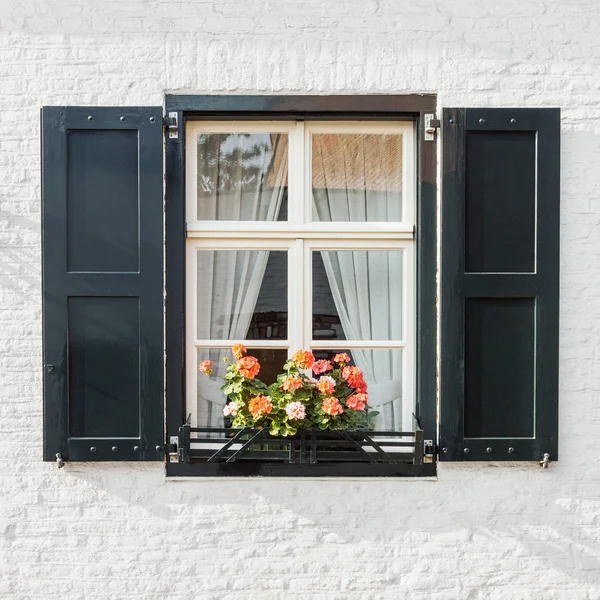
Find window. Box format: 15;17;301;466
185;120;417;432
40;97;559;474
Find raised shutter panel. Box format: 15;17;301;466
441;108;560;461
42;106;164;461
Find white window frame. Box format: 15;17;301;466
185;120;416;430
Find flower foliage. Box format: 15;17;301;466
199;346;379;436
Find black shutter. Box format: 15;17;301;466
42;107;164;461
441;108;560;461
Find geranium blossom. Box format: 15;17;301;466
333;353;351;364
198;360;214;375
223;401;240;416
317;375;336;395
291;349;315;369
232;343;246;360
346;393;368;411
285;401;306;420
282;376;303;392
322;396;344;416
312;359;333;375
248;395;273;418
237;356;260;379
342;366;367;391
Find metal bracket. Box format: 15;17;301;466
540;453;551;469
424;440;435;457
55;453;64;469
163;112;178;139
424;114;441;141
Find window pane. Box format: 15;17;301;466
312;133;403;222
197;132;288;221
197;250;288;340
195;347;288;428
312;250;403;341
312;348;405;431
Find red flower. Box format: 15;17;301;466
282;376;303;392
342;366;367;391
248;395;272;418
322;396;344;416
346;393;368;411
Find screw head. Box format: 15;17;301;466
463;448;470;454
510;118;517;124
486;447;492;454
111;446;118;452
90;446;97;452
87;115;93;121
155;445;162;452
479;118;486;124
119;116;125;122
134;445;140;452
442;447;448;453
449;118;454;124
508;447;515;453
149;116;155;123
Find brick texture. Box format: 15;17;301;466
1;1;600;598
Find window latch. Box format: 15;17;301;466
424;114;441;141
163;112;178;139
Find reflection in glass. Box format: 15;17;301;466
312;133;403;222
313;348;404;431
197;132;288;221
312;250;403;341
197;250;288;340
196;348;288;428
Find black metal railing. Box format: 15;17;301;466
177;424;424;466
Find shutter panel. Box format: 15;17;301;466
441;108;560;461
42;107;164;461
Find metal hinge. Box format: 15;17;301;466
163;112;178;139
424;114;441;141
424;440;436;461
166;436;179;462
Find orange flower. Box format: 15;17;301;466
248;395;273;418
198;360;214;375
333;353;351;364
237;356;260;379
282;376;303;392
322;396;344;416
346;393;368;411
342;366;367;390
292;349;315;369
317;376;336;395
312;359;333;375
232;343;247;360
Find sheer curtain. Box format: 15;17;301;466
196;133;287;427
313;133;405;430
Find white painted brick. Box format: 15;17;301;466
1;0;600;598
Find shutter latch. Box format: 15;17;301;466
55;453;64;468
540;453;551;469
424;114;441;141
163;112;178;139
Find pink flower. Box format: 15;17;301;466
198;360;215;375
312;359;333;375
282;376;303;392
322;396;344;416
285;401;306;420
317;375;336;395
346;393;368;411
223;401;240;417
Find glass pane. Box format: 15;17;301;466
312;348;405;431
312;133;403;222
197;250;288;340
312;250;403;341
197;132;288;221
195;347;288;428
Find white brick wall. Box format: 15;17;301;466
1;0;599;598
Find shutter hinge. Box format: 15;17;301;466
163;112;178;139
165;436;178;461
424;114;441;141
424;440;436;462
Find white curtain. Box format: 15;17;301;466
318;249;404;430
196;133;287;427
312;133;405;430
